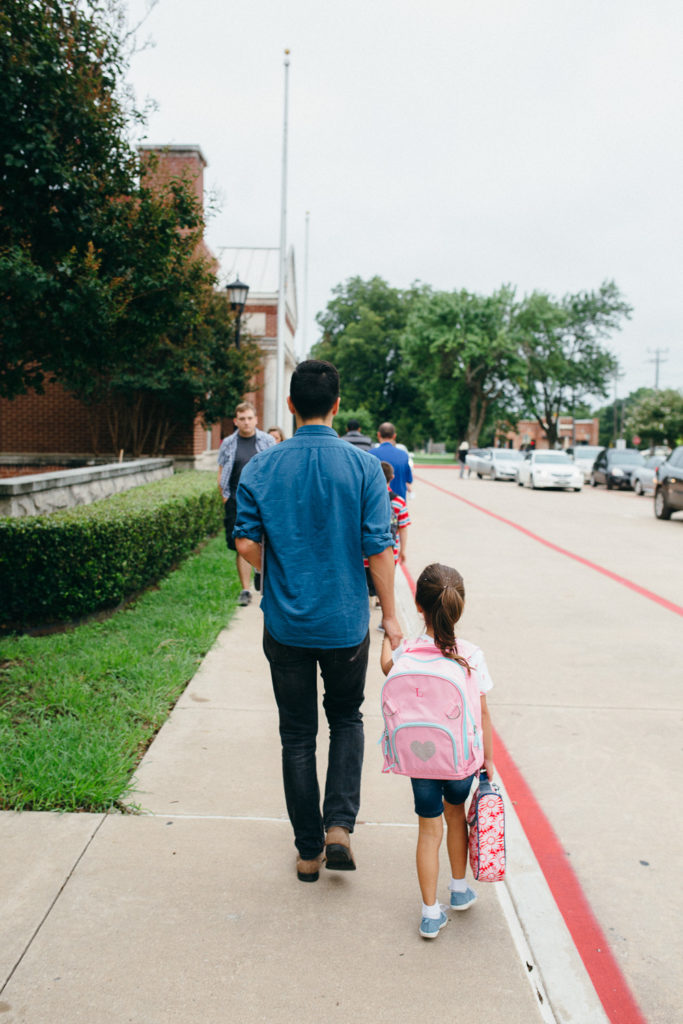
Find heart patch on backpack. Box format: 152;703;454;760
410;740;436;762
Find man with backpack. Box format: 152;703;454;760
234;360;402;883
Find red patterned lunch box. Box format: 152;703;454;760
467;769;506;882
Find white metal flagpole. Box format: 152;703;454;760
275;50;290;428
302;209;310;359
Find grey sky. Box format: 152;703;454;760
126;0;682;400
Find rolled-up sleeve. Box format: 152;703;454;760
233;464;263;543
361;461;393;556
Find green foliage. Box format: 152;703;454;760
0;0;139;396
0;534;238;810
0;1;255;452
332;407;376;437
313;276;429;447
624;388;683;448
0;472;223;630
313;275;631;450
402;286;521;446
515;281;630;446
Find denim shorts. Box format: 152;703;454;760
410;775;475;818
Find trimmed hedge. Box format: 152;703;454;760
0;471;223;630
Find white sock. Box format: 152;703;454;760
422;901;441;919
449;877;468;893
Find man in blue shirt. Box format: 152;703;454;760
369;422;413;499
235;360;401;883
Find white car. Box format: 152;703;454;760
565;445;604;482
516;451;583;491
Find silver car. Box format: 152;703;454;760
631;454;666;495
477;448;524;480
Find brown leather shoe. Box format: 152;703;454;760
325;826;356;871
296;853;325;882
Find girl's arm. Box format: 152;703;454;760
380;634;394;676
480;694;494;780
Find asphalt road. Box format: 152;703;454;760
407;466;682;1024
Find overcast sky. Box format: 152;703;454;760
125;0;682;402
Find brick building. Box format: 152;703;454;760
0;145;298;465
499;417;600;450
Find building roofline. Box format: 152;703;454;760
137;144;208;168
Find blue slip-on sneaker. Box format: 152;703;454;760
450;886;477;911
419;908;448;939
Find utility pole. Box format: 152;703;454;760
647;347;668;389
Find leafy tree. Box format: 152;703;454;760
0;0;139;396
1;0;256;454
594;387;649;447
401;286;521;446
514;281;630;447
313;276;428;446
331;407;376;438
624;389;683;449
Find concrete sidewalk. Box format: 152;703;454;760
0;577;608;1024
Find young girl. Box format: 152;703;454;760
380;562;495;940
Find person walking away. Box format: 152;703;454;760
458;440;470;478
217;401;275;606
341;418;373;451
235;360;402;882
379;562;495;939
364;461;410;604
370;422;413;499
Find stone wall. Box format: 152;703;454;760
0;459;174;518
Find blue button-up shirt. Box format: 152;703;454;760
234;425;393;648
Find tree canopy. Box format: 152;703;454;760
312;276;428;447
514;281;630;447
624;388;683;449
313;276;630;448
402;286;521;445
1;0;257;453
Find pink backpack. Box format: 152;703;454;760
380;638;484;780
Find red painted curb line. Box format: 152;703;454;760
398;559;648;1024
416;473;683;618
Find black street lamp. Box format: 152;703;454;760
225;277;249;349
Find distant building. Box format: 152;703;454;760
499;417;600;450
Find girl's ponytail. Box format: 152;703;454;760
415;564;471;674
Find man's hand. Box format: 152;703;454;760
381;613;403;650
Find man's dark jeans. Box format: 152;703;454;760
263;627;370;860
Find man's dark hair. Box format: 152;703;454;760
347;418;360;431
290;360;340;420
378;422;396;439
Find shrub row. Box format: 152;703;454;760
0;472;223;630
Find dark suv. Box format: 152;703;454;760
654;447;683;519
590;448;645;490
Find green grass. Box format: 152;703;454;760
413;454;458;465
0;534;240;812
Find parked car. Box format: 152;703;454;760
565;445;604;482
484;448;524;480
653;446;683;520
516;451;583;490
589;448;645;490
631;454;666;495
465;448;489;477
468;448;523;480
